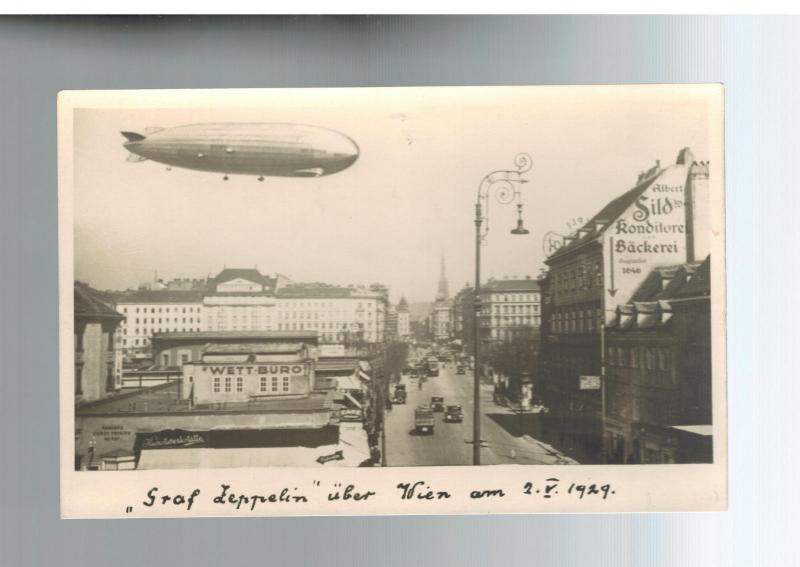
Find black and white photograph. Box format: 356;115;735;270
58;85;726;516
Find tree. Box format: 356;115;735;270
488;332;540;397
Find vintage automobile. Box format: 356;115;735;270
430;396;445;412
413;406;435;435
444;405;464;423
456;365;466;375
393;384;407;404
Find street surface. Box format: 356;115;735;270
384;362;575;466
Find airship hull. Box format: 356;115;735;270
122;123;359;178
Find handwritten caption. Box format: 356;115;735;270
127;478;616;514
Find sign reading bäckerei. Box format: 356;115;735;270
200;364;307;376
603;164;693;319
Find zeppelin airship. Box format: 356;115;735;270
121;123;359;180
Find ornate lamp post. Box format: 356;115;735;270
472;153;532;465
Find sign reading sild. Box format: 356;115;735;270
140;429;208;449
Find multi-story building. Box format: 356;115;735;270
604;256;712;464
539;147;711;462
396;297;411;341
275;283;388;344
203;268;279;332
115;290;204;356
478;276;541;345
451;284;475;351
74;331;373;470
74;282;125;403
114;268;389;357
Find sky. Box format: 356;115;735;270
70;85;717;303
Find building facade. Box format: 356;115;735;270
113;269;390;357
539;147;711;463
203;268;278;332
275;283;388;344
115;290;204;357
74;282;125;403
605;256;712;464
396;297;411;341
478;277;541;345
74;332;355;470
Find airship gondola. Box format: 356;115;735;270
121;123;359;179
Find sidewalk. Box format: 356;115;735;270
482;387;578;465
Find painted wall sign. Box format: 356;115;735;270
579;375;601;390
140;429;208;449
604;165;690;318
203;364;306;376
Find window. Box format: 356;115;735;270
236;377;243;392
271;376;279;393
282;376;290;392
260;376;267;392
224;377;232;392
180;353;189;365
658;348;671;371
162;353;169;366
213;377;220;392
630;348;639;368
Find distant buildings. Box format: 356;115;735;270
396;297;410;340
115;290;204;356
110;268;392;358
203;268;279;332
478;276;542;345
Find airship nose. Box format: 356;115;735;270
121;131;147;142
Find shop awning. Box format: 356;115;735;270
335;374;363;392
344;393;362;409
136;424;370;469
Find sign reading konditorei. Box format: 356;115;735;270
604;164;698;317
59;85;726;518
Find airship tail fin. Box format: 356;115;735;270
121;131;146;142
126;153;147;163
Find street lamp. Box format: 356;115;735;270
472;153;532;465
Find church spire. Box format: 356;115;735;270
436;250;450;300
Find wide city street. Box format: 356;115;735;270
383;361;575;466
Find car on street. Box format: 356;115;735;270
430;396;444;412
413;405;435;435
393;384;407;404
444;405;464;423
456;365;465;375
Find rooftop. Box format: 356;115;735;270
151;330;319;342
76;382;334;416
608;255;710;331
74;282;124;321
482;278;541;292
115;289;204;304
208;268;276;292
202;342;306;355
